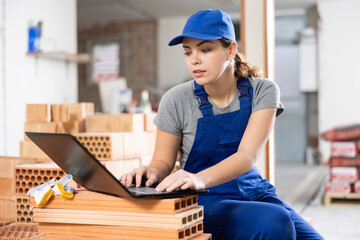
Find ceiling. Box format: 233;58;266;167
78;0;318;29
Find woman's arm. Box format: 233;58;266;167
156;107;277;192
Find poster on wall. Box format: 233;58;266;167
91;42;120;84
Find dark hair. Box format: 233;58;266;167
218;38;263;78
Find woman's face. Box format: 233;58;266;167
182;37;233;86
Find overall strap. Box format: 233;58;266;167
193;81;213;117
237;78;253;112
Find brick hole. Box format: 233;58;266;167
34;170;38;175
21;182;26;187
187;198;192;206
30;211;33;217
103;154;107;158
59;171;65;176
56;177;60;181
181;200;186;208
16;169;20;174
16;181;20;187
193;213;198;220
40;170;45;175
26;218;32;223
89;137;93;141
21;169;26;174
105;137;110;141
52;170;57;176
185;229;191;236
188;215;192;222
17;217;20;222
43;176;48;182
86;142;90;146
92;142;96;147
175;202;180;210
191;226;197;234
89;148;93;152
178;231;184;239
78;136;83;141
95;148;98;152
17;211;22;216
28;169;32;175
23;198;28;204
94;136;98;141
25;175;29;181
97;154;102;158
37;176;41;182
46;170;51;176
100;148;104;153
34;182;38;187
182;217;187;224
20;204;25;210
99;136;104;141
192;196;197;204
19;188;24;193
84;137;88;141
28;182;33;188
30;176;35;181
106;148;110;153
103;142;107;147
97;142;101;147
199;211;203;217
25;188;29;193
23;211;28;217
198;223;203;231
17;198;22;204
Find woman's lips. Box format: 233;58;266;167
193;70;206;78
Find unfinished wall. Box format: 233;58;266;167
3;0;77;156
318;1;360;162
77;20;156;111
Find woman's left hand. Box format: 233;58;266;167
155;169;205;192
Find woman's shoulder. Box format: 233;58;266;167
249;76;281;96
160;80;197;108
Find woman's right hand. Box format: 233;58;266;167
119;166;160;188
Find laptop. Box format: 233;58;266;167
25;132;207;199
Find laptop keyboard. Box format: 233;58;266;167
128;186;169;195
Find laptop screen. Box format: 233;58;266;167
26;132;132;198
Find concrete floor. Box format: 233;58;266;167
276;161;360;240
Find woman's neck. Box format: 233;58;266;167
204;69;238;108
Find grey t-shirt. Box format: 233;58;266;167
153;76;284;169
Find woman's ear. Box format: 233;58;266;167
228;41;237;60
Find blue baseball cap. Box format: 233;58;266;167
168;9;236;46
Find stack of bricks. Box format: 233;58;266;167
22;103;94;162
14;163;67;226
322;124;360;206
0;157;17;223
30;190;211;240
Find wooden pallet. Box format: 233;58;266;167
30;190;198;215
324;192;360;207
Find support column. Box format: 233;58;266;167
240;0;275;184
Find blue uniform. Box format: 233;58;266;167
183;78;323;239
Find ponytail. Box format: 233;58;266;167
218;38;263;79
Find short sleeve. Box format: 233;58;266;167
252;78;284;117
153;88;182;135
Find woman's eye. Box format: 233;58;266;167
201;49;211;53
184;52;191;56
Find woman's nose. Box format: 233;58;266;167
191;53;201;65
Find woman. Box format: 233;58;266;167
120;9;323;240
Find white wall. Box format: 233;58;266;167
0;0;5;155
318;0;360;162
157;16;191;91
3;0;77;156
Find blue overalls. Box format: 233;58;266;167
183;78;323;240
